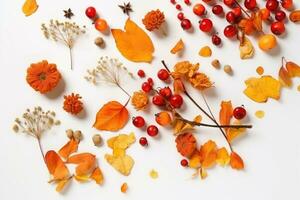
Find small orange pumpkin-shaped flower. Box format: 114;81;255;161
175;132;197;158
26;60;61;93
63;93;83;115
189;72;213;91
131;90;149;110
142;9;165;31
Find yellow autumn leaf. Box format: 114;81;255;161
74;175;90;182
226;120;246;143
111;19;154;63
239;37;254;59
189;150;201;169
199;167;208;179
172;115;201;135
244;75;281;103
216;147;230;166
107;133;136;150
22;0;38;16
170;39;184;54
55;178;70;192
105;154;134;176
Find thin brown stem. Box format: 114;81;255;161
37;137;46;164
116;83;131;98
69;47;73;70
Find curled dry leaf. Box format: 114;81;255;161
244;75;281;103
111;19;154;63
279;66;292;87
239;37;254;59
67;153;96;176
45;150;70;180
90;167;104;185
175;132;197;158
93;101;129;132
170;39;184;54
230;152;244;170
286;61;300;77
58;138;79;160
22;0;38;16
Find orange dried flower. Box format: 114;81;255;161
26;60;61;93
173;61;199;78
175;132;197;158
63;93;83;115
142;9;165;31
131;90;148;110
189;72;213;91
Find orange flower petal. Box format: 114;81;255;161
279;66;292;87
58;138;79;160
170;39;184;54
219;101;233;129
230;152;244;170
286;61;300;78
45;150;70;180
90;167;104;185
67;153;96;176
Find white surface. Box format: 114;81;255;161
1;0;300;199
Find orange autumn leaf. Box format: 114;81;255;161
58;138;79;160
111;19;154;63
199;140;217;168
56;178;70;192
286;61;300;78
216;147;230;166
22;0;38;16
219;101;233;128
90;167;104;185
226;120;246;143
279;66;292;87
189;150;201;169
175;132;197;158
170;39;184;54
67;153;96;176
230;152;244;170
45;150;70;180
93;101;129;132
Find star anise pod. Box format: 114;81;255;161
118;2;133;16
63;8;74;19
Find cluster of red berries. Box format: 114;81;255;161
85;6;108;32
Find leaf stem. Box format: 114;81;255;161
69;47;73;70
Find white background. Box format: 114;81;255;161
1;0;300;199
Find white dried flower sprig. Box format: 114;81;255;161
84;57;134;97
41;19;86;70
12;106;60;159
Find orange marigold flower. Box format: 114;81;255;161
173;61;199;78
189;72;213;91
131;90;148;110
26;60;61;93
63;93;83;115
142;9;165;31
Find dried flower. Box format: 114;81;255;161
63;93;83;115
41;20;86;69
63;8;74;19
118;2;133;16
12;106;59;139
94;37;105;48
131;90;148;110
142;9;165;31
173;61;200;78
26;60;61;94
189;73;213;91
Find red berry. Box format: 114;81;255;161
184;0;191;5
152;95;165;106
170;0;176;4
212;34;222;46
271;21;285;35
232;7;242;18
176;4;182;10
147;125;159;137
181;18;192;30
142;82;152;92
157;69;170;81
139;137;148;146
193;4;206;16
244;0;257;10
180;159;188;167
199;18;213;32
147;78;154;86
266;0;279;11
177;12;185;20
223;0;235;7
133;116;145;128
85;7;97;19
281;0;293;10
137;69;145;78
275;10;286;21
170;94;183;108
226;11;236;23
212;5;224;15
233;106;247;120
159;87;172;99
224;25;237;38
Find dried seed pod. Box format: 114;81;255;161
289;10;300;22
94;37;105;47
12;124;19;133
211;59;220;69
92;134;102;146
73;130;82;141
66;129;73;139
224;65;233;74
